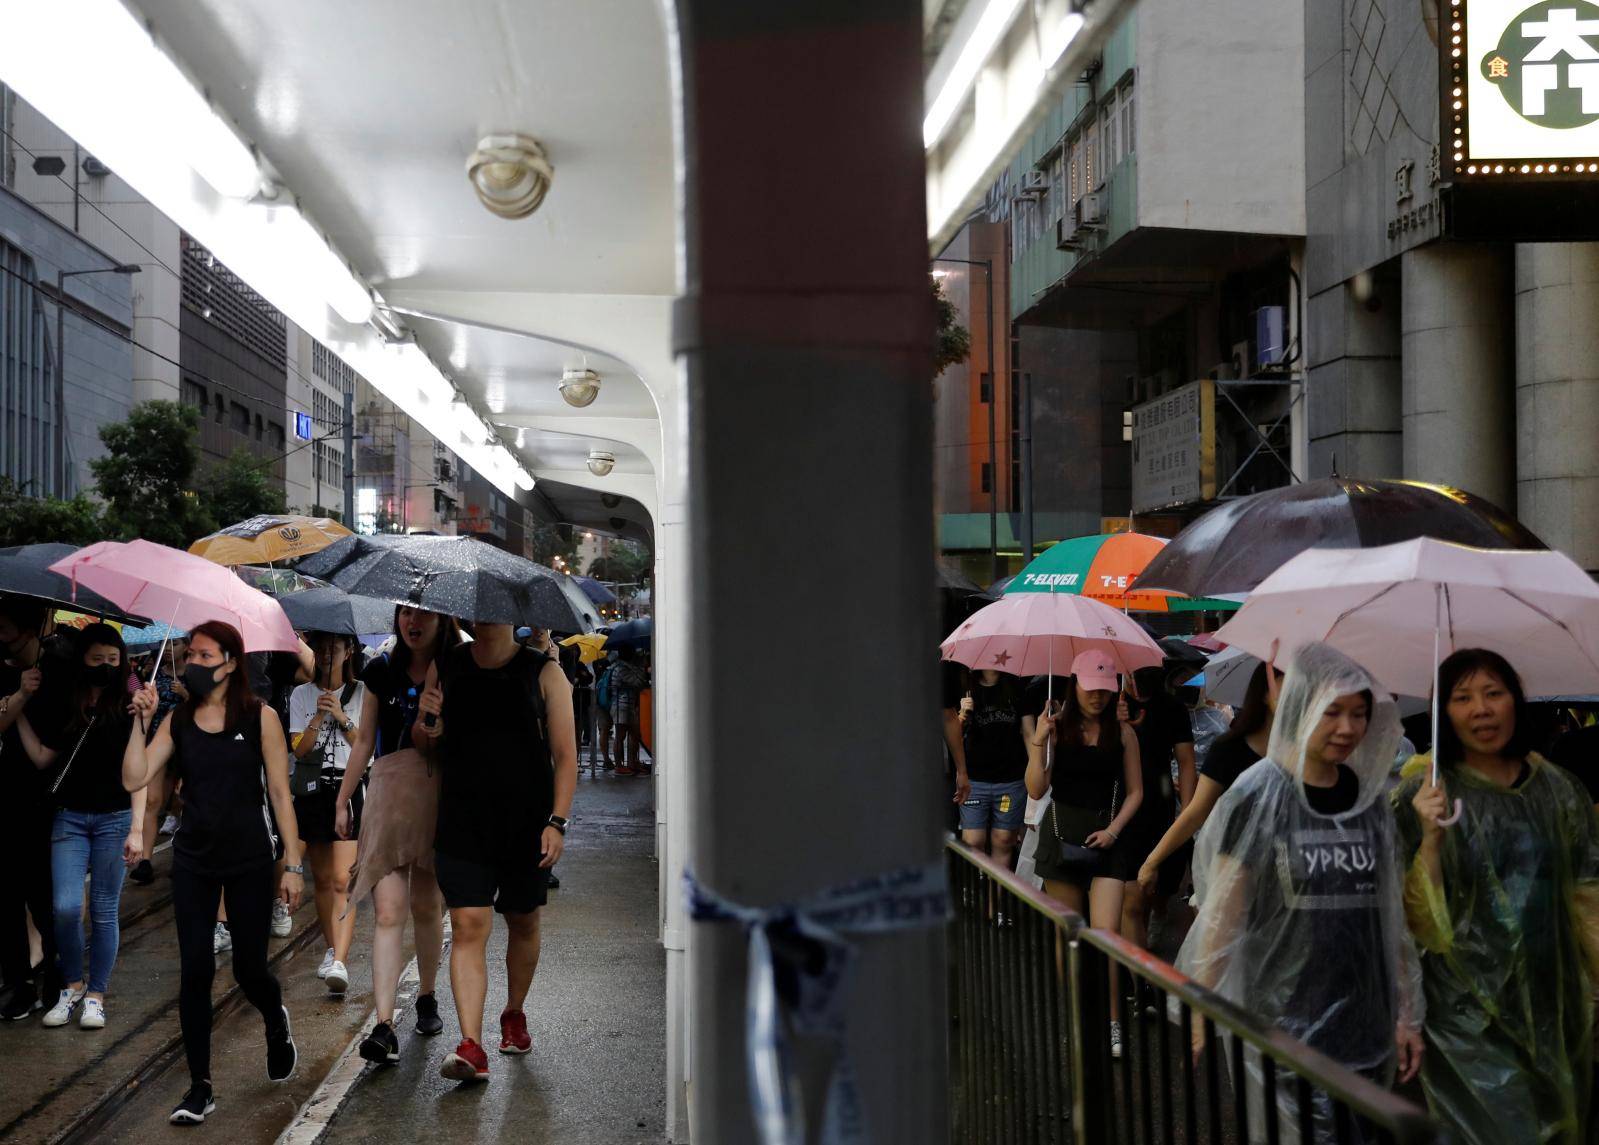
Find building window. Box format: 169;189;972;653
213;393;225;424
254;412;264;441
1121;81;1135;159
231;402;250;434
270;422;285;450
181;378;206;409
980;462;992;494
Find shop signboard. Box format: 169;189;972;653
1130;380;1216;515
1448;0;1599;179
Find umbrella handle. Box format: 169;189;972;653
1438;798;1464;828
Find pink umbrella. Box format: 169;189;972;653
940;591;1164;680
49;540;298;654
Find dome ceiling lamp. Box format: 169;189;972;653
560;366;602;408
466;133;553;220
587;450;616;477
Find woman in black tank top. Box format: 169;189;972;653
125;621;305;1126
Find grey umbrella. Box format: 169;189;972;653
0;543;149;624
277;587;399;637
295;534;582;631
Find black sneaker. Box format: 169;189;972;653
168;1081;215;1125
266;1006;297;1081
546;870;561;890
1;980;39;1021
414;993;444;1037
359;1021;401;1064
129;859;155;886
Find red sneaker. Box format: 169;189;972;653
499;1009;532;1055
440;1038;490;1082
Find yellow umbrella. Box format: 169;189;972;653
560;632;608;664
189;514;352;566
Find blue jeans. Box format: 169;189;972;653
51;808;132;994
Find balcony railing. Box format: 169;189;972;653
946;839;1440;1144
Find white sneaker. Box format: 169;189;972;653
325;960;349;995
316;948;336;979
270;898;292;938
79;997;106;1029
1109;1020;1124;1060
42;987;86;1028
160;814;179;835
213;923;232;954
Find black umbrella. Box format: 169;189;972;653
605;617;653;651
1135;477;1544;599
1158;636;1209;667
0;543;149;624
295;534;582;631
277;587;398;638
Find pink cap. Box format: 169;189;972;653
1070;650;1120;694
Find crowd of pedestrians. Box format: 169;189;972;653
0;591;614;1128
944;637;1599;1144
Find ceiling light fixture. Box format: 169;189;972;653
559;367;602;408
466;134;554;220
587;450;616;478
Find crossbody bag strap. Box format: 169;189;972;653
49;715;98;796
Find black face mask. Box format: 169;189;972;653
85;663;121;688
182;662;226;699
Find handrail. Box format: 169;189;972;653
945;836;1441;1144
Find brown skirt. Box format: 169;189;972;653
346;748;439;909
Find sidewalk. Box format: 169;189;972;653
319;772;665;1143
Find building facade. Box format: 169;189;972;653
352;375;460;535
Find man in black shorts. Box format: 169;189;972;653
415;619;577;1083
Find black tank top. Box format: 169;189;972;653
1051;731;1123;813
170;705;278;877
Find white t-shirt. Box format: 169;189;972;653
288;680;367;775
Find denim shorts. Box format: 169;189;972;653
959;779;1028;833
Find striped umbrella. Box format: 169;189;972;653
1006;532;1239;613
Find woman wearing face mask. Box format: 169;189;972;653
287;633;366;997
1179;643;1423;1143
125;621;304;1126
335;606;462;1066
1025;651;1143;1058
1135;662;1279;896
1392;649;1599;1145
12;624;146;1030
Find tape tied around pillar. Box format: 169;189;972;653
684;861;950;1145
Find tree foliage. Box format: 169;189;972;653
528;520;577;568
89;400;213;547
934;279;972;377
197;447;287;531
588;539;652;593
0;478;105;547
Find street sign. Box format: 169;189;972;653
1130;381;1216;515
1448;0;1599;178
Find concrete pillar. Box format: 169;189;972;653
1400;244;1515;510
1305;268;1403;480
1515;243;1599;572
670;1;944;1141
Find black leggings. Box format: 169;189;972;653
0;797;58;991
171;861;284;1085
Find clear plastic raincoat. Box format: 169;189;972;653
1177;644;1422;1141
1391;750;1599;1145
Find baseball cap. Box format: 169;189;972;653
1070;650;1120;694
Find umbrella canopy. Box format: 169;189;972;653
48;540;297;653
189;515;353;566
295;534;583;631
1007;532;1239;613
572;575;618;606
556;576;599;634
940;592;1164;679
1158;636;1210;667
1203;646;1261;707
560;632;609;664
233;565;334;597
1136;477;1544;599
1214;538;1599;700
605;617;653;651
117;619;190;652
277;587;398;638
0;543;149;624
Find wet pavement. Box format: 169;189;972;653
317;771;665;1144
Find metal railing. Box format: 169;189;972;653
946;839;1441;1144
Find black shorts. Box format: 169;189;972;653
294;778;362;845
434;849;548;915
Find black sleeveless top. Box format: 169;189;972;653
1051;731;1123;813
169;704;278;877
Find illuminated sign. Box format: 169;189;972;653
294;411;313;440
1449;0;1599;177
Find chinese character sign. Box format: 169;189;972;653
1461;0;1599;161
1129;380;1216;514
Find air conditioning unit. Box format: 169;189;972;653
1015;169;1048;200
1056;215;1083;251
1229;340;1252;379
1075;192;1103;229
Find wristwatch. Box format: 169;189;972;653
547;814;569;835
283;864;306;876
341;718;356;733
